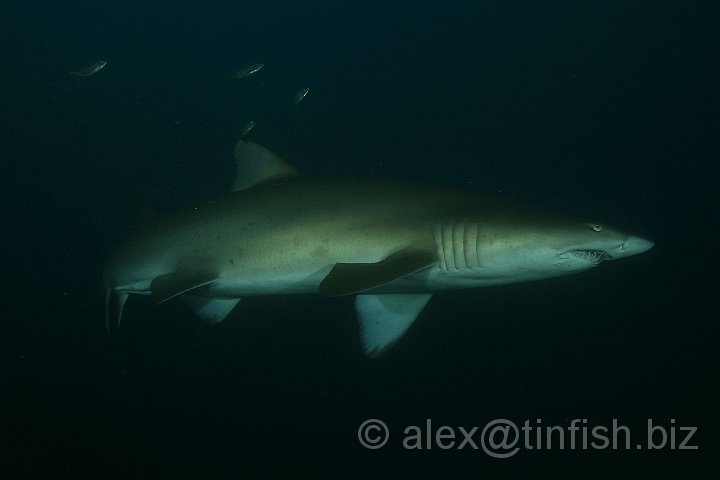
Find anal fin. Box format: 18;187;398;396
181;295;241;325
150;271;218;304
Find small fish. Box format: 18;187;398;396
69;60;107;77
293;87;310;106
229;63;264;80
240;121;256;137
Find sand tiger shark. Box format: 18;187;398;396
104;141;653;356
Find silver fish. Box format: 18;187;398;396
69;60;107;77
240;121;255;137
229;63;264;80
293;87;310;106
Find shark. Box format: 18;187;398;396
104;141;654;356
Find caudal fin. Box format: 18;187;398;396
105;289;128;339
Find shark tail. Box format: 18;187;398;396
105;288;128;339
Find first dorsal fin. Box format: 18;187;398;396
232;140;300;192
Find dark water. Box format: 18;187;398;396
2;0;716;478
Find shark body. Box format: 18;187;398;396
105;141;653;356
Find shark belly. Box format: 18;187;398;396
206;265;335;296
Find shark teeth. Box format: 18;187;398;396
569;249;612;264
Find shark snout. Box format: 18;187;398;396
620;236;654;257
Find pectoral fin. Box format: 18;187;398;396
355;293;433;357
150;271;218;304
319;249;435;296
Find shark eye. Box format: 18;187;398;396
587;223;603;232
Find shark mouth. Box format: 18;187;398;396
569;249;612;265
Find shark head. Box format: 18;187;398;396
490;221;652;281
554;222;654;265
431;205;654;287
